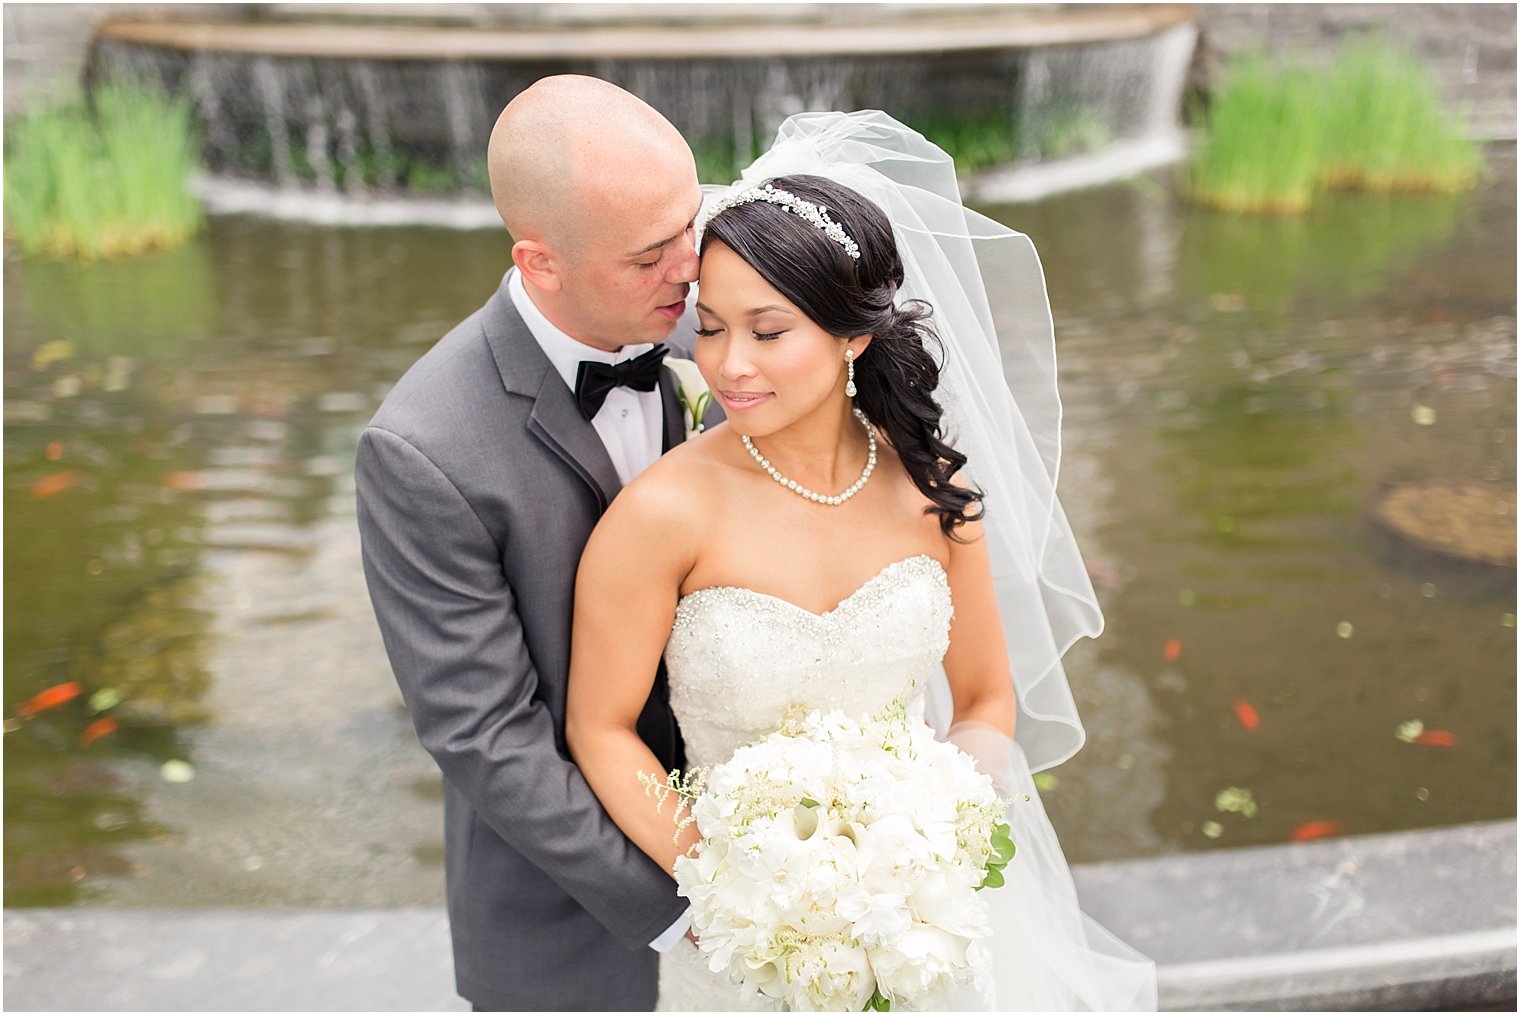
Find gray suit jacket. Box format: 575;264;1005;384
356;274;712;1011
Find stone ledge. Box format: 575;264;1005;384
5;821;1514;1011
1159;928;1516;1011
1074;819;1517;1011
3;907;467;1013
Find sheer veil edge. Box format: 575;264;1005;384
699;110;1099;773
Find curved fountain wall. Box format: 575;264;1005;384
86;4;1197;211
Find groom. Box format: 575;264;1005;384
356;76;715;1011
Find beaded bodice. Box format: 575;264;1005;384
664;554;952;768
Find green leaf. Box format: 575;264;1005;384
981;866;1005;890
991;824;1015;862
863;987;891;1011
799;798;820;809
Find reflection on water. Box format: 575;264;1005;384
1001;152;1516;861
4;155;1514;905
5;221;508;906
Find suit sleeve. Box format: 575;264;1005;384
354;425;686;948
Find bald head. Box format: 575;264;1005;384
489;76;694;255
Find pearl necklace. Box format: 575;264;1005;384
741;409;877;506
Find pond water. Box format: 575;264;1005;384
5;154;1515;907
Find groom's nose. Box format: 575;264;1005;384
666;228;699;284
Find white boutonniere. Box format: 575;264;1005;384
666;357;714;440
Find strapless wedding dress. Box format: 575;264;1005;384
655;555;1156;1012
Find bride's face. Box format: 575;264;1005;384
694;241;855;435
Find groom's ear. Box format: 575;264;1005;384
512;240;563;294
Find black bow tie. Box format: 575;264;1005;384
573;343;669;421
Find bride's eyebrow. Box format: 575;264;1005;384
694;301;795;317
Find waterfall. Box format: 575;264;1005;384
252;57;296;187
86;8;1200;218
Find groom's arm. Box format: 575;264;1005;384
355;425;687;949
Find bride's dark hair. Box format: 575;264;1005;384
701;173;983;537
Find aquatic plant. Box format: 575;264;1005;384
1190;39;1481;215
691;134;766;187
4;81;204;261
696;110;1039;185
1317;40;1481;193
918;111;1022;171
1189;57;1326;214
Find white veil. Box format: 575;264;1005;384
700;110;1100;774
698;111;1157;1012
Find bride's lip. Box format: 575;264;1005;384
718;390;772;412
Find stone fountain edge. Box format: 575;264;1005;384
3;819;1514;1011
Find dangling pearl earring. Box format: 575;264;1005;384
844;349;857;398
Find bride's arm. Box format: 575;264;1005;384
565;468;705;877
942;515;1018;738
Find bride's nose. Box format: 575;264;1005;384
716;336;757;382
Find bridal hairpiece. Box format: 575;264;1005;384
703;183;861;261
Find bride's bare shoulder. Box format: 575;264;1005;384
600;422;742;535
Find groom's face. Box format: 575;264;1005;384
559;159;702;350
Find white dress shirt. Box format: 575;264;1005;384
508;269;691;953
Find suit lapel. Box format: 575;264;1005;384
528;374;621;511
481;277;621;511
658;365;685;453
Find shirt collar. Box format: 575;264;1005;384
507;269;655;392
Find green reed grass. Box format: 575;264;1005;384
1190;58;1325;214
1191;40;1481;215
918;111;1021;172
1318;40;1481;193
4;81;203;261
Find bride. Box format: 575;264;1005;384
565;111;1156;1011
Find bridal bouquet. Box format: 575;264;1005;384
650;701;1015;1012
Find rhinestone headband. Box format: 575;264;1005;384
703;183;861;261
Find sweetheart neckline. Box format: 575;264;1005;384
675;554;947;621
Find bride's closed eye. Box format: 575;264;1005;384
695;326;784;341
